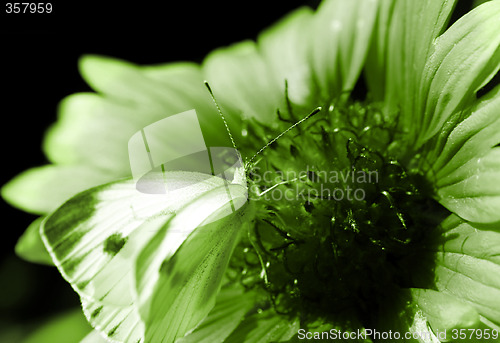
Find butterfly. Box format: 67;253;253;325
41;82;320;343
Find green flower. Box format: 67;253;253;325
3;0;500;342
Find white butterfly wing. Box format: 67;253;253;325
41;171;247;342
135;182;250;342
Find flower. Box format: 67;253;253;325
3;0;500;342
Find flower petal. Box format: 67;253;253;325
80;55;226;140
430;84;500;180
22;309;91;343
224;310;299;343
309;0;378;99
176;284;258;343
44;93;140;172
2;164;110;214
79;56;206;110
135;183;250;343
418;0;500;144
257;7;314;107
203;41;283;123
437;148;500;222
411;288;480;336
364;0;396;101
383;0;457;128
15;217;52;265
427;83;500;222
433;215;500;324
80;330;108;343
45;61;227;174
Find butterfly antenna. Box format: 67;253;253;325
246;107;322;169
204;81;238;151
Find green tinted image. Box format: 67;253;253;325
2;1;500;342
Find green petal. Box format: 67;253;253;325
79;55;140;99
309;0;378;99
426;84;500;222
46;60;227;173
23;309;91;343
143;63;236;147
2;165;110;214
79;55;206;108
79;331;107;343
383;0;457;130
257;7;314;107
417;0;500;144
430;84;500;178
203;41;283;123
44;93;140;172
364;0;396;102
433;215;500;324
176;284;258;343
136;184;251;342
437;148;500;222
224;310;299;343
15;217;52;265
411;288;480;337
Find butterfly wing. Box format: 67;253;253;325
135;182;250;342
41;171;248;342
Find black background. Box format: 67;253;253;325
0;0;316;339
0;0;483;340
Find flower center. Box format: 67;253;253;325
228;100;448;326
